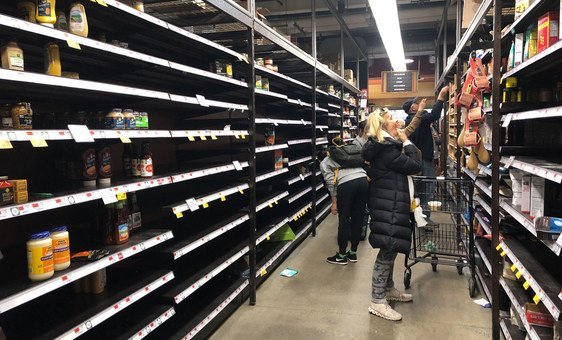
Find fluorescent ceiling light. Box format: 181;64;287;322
368;0;407;71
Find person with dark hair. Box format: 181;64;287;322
403;86;448;219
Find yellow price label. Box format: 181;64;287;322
202;202;209;208
274;200;278;205
234;134;240;139
221;196;226;202
293;216;298;221
241;134;246;139
0;140;12;149
260;268;267;276
515;271;522;279
116;192;127;201
495;244;502;251
510;264;517;272
533;294;541;305
239;189;244;194
268;203;273;208
500;251;506;257
523;281;530;290
120;136;131;143
266;235;270;241
200;135;207;141
211;134;218;140
96;0;108;6
67;40;81;49
176;212;183;219
187;135;195;142
30;139;48;147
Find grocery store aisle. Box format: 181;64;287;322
211;214;491;339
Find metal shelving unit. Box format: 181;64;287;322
438;1;562;339
0;0;360;337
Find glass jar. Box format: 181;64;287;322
11;102;32;129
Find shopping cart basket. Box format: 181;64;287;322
403;176;477;297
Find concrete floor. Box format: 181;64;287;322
211;214;492;340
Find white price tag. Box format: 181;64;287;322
502;114;513;128
223;125;231;131
299;174;305;181
196;94;209;107
273;122;278;126
68;125;94;142
233;161;243;171
301;119;306;125
557;233;562;247
102;195;118;205
505;156;516;169
186;198;199;212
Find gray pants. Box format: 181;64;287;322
371;248;398;303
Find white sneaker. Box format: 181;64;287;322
368;301;402;321
386;288;413;302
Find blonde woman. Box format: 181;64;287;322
362;111;422;321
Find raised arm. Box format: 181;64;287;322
404;98;427;136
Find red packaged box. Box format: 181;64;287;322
537;12;559;53
525;302;554;328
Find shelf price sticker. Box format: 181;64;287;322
495;244;502;251
220;196;226;202
523;281;530;290
238;188;244;194
196;95;209;108
176;212;183;219
102;195;118;205
0;140;13;149
120;136;132;143
533;294;541;305
95;0;108;6
67;40;81;49
186;198;199;212
202;202;209;209
30;139;48;147
515;271;522;279
510;263;517;272
232;161;243;171
500;250;506;257
68;125;94;142
260;268;267;276
116;192;127;201
211;134;218;140
187;134;195;142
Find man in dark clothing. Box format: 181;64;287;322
403;86;449;218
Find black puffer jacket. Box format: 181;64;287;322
362;137;422;253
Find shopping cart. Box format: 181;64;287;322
403;176;477;297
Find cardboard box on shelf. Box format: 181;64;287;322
8;179;27;192
525;302;554;328
514;0;531;20
537;12;559;53
521;174;531;213
509;169;523;207
514;33;524;66
274;150;283;170
530;176;545;218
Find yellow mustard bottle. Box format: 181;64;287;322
17;1;36;23
27;231;54;281
36;0;56;27
44;42;61;76
69;2;88;37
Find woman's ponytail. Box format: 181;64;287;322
365;109;385;142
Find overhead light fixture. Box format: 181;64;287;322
405;58;414;64
368;0;406;71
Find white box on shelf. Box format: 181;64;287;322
510;169;523;206
514;33;524;66
521;174;531;213
530;176;545;218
